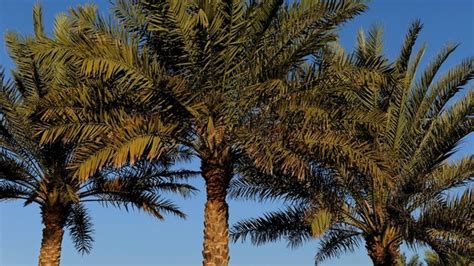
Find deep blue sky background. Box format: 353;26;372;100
0;0;473;265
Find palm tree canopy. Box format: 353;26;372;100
32;0;380;182
0;5;197;254
230;21;474;264
29;2;382;264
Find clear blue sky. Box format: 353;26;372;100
0;0;473;265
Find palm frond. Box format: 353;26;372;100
66;203;94;254
408;43;458;132
230;206;311;248
407;90;473;178
314;227;362;265
395;20;423;73
417;189;473;257
0;181;34;202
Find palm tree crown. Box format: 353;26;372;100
0;6;196;265
32;1;371;265
230;21;474;266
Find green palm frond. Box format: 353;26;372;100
246;0;284;41
407;90;473;178
407;155;474;210
78;160;197;219
365;24;384;58
417;189;473;257
231;206;312;248
408;43;458;131
66;203;94;254
255;0;367;79
395;20;423;73
0;182;33;202
421;57;474;121
0;155;39;189
33;5;45;38
314;227;362;264
308;208;334;238
88;190;186;220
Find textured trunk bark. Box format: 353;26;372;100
38;207;65;266
201;156;232;266
366;237;400;266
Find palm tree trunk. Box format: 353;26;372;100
201;156;232;266
366;237;400;266
38;207;65;266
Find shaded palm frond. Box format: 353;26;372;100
231;206;311;248
314;227;362;264
66;203;94;254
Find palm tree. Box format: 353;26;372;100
32;1;372;265
0;7;196;265
230;21;474;266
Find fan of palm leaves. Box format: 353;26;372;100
29;2;372;264
0;7;197;262
230;20;473;265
